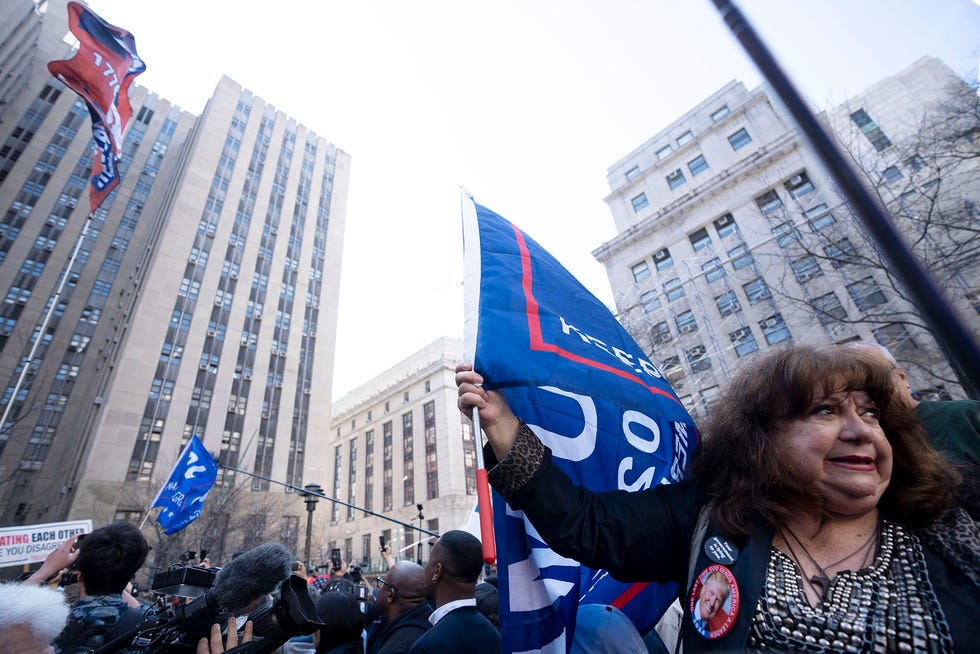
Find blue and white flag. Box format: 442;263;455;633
150;435;218;535
461;196;699;653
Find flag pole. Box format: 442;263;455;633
0;213;93;433
472;406;496;564
710;0;980;398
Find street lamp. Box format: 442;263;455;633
301;483;324;569
415;503;424;564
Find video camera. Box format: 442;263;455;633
93;543;324;654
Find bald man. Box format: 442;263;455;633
407;530;500;654
366;561;432;654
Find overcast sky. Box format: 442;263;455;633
86;0;980;397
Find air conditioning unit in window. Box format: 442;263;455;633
654;248;670;262
214;298;223;306
303;388;311;395
254;311;262;320
262;412;270;419
243;373;252;380
199;362;209;370
207;329;216;336
274;381;283;388
230;272;238;280
789;175;804;187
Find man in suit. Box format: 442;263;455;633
407;530;500;654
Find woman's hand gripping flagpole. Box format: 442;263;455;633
456;363;522;565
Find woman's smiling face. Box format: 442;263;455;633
775;389;892;517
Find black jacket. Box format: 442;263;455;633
367;601;433;654
406;606;500;654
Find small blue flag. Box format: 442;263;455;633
150;435;217;535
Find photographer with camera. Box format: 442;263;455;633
48;522;154;653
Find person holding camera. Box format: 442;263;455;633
34;522;154;653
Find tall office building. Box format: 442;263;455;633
594;57;978;419
0;0;350;543
327;337;477;570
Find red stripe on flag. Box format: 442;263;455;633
511;223;681;405
610;582;651;610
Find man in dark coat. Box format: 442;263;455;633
366;561;432;654
407;531;500;654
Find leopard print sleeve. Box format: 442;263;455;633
487;420;547;498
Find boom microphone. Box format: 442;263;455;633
213;542;292;613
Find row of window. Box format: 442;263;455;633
628;126;753;207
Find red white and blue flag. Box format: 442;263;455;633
47;1;145;211
461;195;698;653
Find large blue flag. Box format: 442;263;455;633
150;435;218;535
461;195;699;653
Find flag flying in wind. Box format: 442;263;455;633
150;436;218;535
461;195;699;653
47;1;145;211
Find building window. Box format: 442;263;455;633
631;193;649;212
728;127;752;150
847;276;888;311
689;227;712;251
702;258;725;282
743;278;771;304
676;131;694;146
876;323;917;356
654;247;673;270
905;154;926;173
824;238;860;268
760;314;791;345
625;166;641;181
728;243;753;270
711;105;731;122
652;321;672;345
805;203;836;230
812;292;847;325
772;221;800;247
661;356;683;380
729;327;758;357
755;189;782;213
656;145;673;160
631;261;651;282
664;277;685;302
784;172;814;197
640;290;660;312
713;213;737;238
881;166;903;185
675;310;698;334
850;108;892;151
687;155;709;177
423;400;438;500
791;255;823;283
715;290;740;317
666;169;687;190
686;344;712;372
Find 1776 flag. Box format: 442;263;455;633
47;1;145;211
150;436;218;535
461;195;699;653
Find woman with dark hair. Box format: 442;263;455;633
456;345;979;652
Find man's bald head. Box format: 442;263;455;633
377;561;428;620
845;342;917;407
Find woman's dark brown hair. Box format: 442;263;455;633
692;345;958;536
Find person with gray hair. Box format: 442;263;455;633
0;582;69;654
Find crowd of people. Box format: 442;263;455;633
0;523;500;654
1;343;976;653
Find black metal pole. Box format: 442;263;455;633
219;463;440;538
711;0;980;398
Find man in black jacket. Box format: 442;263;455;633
407;531;500;654
366;561;432;654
